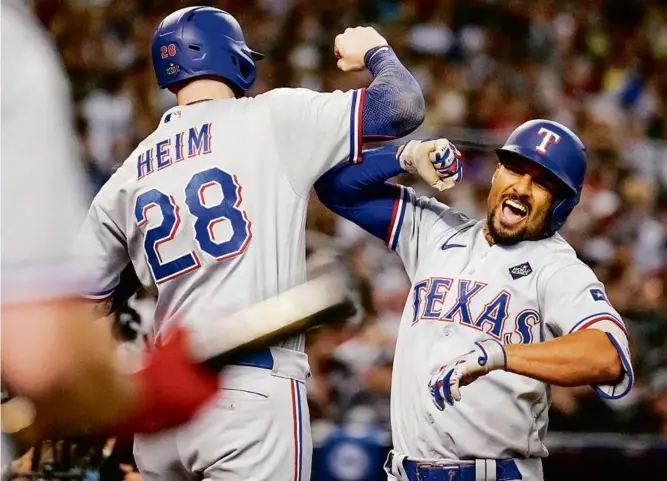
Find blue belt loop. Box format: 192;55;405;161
232;348;274;370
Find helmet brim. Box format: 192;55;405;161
494;146;578;198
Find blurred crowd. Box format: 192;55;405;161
26;0;667;473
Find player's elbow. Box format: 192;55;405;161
314;177;346;211
599;345;624;384
390;89;425;137
364;81;425;138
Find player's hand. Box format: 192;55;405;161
118;326;220;435
334;27;388;72
428;339;506;411
398;139;463;191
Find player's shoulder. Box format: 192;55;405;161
255;87;318;99
534;233;598;284
253;87;350;105
535;233;581;262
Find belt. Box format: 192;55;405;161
392;454;521;481
231;348;274;370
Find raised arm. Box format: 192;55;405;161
357;45;424;144
334;27;425;150
315;139;463;238
315;140;467;280
272;28;430;196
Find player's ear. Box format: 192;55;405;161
491;164;500;185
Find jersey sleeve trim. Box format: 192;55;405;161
594;332;634;400
82;287;116;301
386;185;408;250
349;89;365;164
568;312;629;338
569;312;634;399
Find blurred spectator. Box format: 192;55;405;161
649;369;667;434
549;385;618;433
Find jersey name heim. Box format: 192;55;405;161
137;122;212;179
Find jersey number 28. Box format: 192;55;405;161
134;167;251;284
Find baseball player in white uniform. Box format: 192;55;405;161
314;120;634;481
75;6;425;481
1;0;220;459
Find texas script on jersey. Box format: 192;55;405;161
411;277;539;345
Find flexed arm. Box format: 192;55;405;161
270;27;429;196
315;139;466;280
315;139;463;240
334;27;425;145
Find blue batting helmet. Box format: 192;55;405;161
152;7;264;94
495;119;587;235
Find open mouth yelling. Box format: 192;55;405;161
500;198;529;226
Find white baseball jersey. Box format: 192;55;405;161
77;88;365;348
385;187;633;460
1;0;90;302
1;0;90;464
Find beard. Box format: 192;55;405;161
485;206;548;245
485;211;528;245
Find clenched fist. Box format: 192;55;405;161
398;139;463;191
334;26;388;72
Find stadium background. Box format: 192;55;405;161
11;0;667;479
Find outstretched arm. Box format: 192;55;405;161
429;264;633;410
429;329;627;411
504;329;623;387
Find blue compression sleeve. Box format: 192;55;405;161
315;145;407;244
356;46;425;151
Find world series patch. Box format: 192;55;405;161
509;262;533;280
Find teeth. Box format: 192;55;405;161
505;199;527;214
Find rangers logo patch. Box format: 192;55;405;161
590;288;610;304
509;262;532;280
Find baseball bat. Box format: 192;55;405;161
187;270;357;371
449;139;499;152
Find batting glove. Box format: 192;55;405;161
428;339;507;411
399;139;463;191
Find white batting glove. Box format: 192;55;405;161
428;339;506;411
334;26;388;72
399;139;463;191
